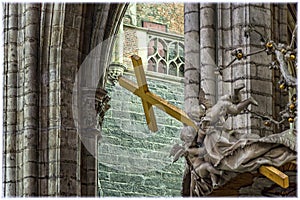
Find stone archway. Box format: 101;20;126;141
3;3;127;196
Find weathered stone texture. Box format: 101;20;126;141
135;3;184;35
184;4;200;120
99;72;185;197
183;3;294;195
122;26;139;67
3;2;295;198
271;4;291;131
4;3;18;196
3;3;127;197
212;3;274;134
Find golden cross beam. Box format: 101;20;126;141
118;54;291;189
118;55;198;132
259;166;289;188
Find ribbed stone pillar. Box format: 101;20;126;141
184;3;217;121
229;3;273;136
4;3;18;196
200;3;217;104
3;3;127;197
184;3;200;121
185;3;273;136
38;3;53;195
22;4;40;196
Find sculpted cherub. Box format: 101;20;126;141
201;83;258;128
170;83;258;191
171;83;258;158
188;147;223;188
169;126;198;163
171;126;223;188
170;143;223;190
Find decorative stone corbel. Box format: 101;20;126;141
107;62;127;86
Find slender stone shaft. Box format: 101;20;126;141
4;3;18;196
184;4;200;121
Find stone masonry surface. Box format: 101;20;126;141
99;72;185;197
136;3;184;35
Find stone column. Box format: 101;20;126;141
184;3;200;121
184;3;218;121
3;3;18;196
216;3;273;136
38;3;53;195
232;3;273;136
185;3;273;135
3;3;127;197
22;4;40;196
200;4;217;104
3;4;41;196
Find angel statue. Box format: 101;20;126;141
170;83;296;196
201;83;258;128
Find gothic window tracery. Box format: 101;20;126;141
147;35;185;77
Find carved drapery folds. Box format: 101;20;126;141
181;3;297;196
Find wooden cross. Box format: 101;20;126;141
118;54;292;189
118;55;198;132
259;166;289;188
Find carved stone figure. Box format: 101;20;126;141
188;147;223;188
171;81;297;196
202;84;258;127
